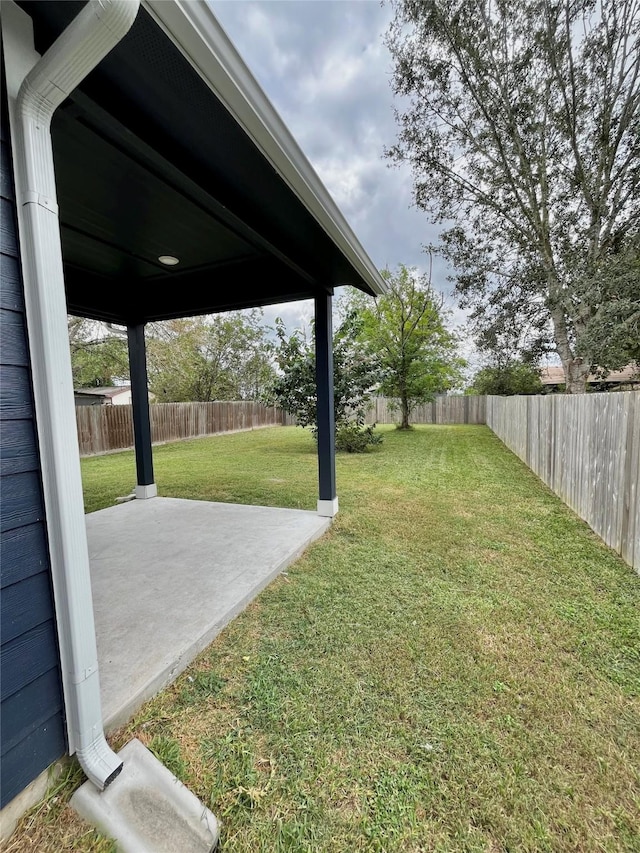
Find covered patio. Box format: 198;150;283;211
88;497;329;731
2;0;386;813
12;0;386;517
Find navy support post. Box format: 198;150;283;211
127;323;156;499
315;290;338;517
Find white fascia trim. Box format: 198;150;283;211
317;497;339;518
143;0;387;297
2;0;139;791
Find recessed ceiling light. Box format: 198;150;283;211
158;255;180;266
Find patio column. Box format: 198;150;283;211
127;323;156;499
315;290;338;517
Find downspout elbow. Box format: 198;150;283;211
16;0;140;204
17;0;139;119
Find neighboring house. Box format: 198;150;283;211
540;365;640;392
0;0;386;832
74;386;133;406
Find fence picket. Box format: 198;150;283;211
75;392;638;571
363;396;486;426
76;401;288;457
486;392;639;572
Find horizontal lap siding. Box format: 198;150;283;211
0;714;66;811
0;92;66;808
1;671;64;756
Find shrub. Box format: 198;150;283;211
335;424;383;453
269;312;380;435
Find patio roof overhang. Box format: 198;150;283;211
2;0;354;814
15;0;387;325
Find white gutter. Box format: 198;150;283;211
5;0;140;790
144;0;388;297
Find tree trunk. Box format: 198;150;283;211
400;393;410;429
563;357;590;394
549;302;589;393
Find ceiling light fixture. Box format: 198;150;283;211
158;255;180;266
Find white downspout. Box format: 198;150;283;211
11;0;140;790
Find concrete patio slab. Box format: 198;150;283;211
86;498;329;730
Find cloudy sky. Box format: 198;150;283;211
209;0;475;362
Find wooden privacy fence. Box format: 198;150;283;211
76;401;292;456
77;396;486;455
486;392;640;572
364;395;486;425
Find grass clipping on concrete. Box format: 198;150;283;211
9;425;639;853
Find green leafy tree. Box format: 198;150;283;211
576;234;640;373
146;311;274;402
468;362;544;396
68;316;129;388
344;263;465;429
270;311;382;450
386;0;640;392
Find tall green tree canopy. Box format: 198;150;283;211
146;311;275;402
344;263;465;428
576;233;640;371
386;0;640;392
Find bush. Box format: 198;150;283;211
335;424;383;453
468;362;543;395
269;312;381;433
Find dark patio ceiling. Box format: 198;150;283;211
16;1;384;325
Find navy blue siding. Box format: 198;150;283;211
0;621;62;702
1;83;66;809
0;308;29;365
1;671;64;757
1;573;58;645
1;715;66;811
0;471;48;533
0;253;24;312
0;141;14;200
0;196;19;255
0;525;50;588
0;365;35;420
1;419;41;477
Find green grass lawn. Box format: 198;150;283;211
10;425;639;852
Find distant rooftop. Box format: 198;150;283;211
540;365;639;385
74;386;131;398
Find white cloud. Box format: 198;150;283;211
260;299;314;336
209;0;472;352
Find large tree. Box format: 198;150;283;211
386;0;640;392
146;311;275;402
345;263;465;429
576;232;640;371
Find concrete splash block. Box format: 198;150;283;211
71;739;218;852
